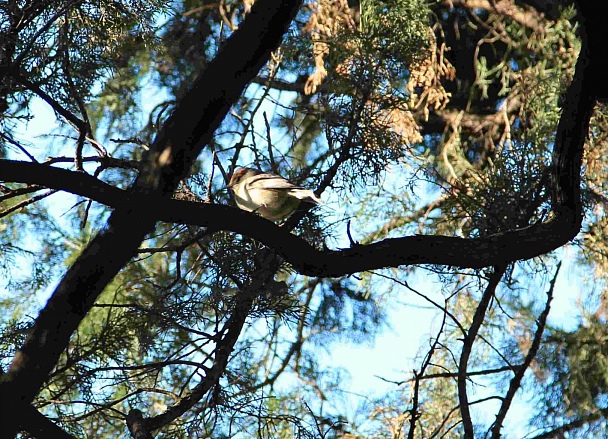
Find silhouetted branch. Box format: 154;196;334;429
0;189;57;218
0;157;592;276
408;309;447;439
0;1;303;438
458;265;506;438
490;261;560;438
528;406;608;439
127;409;153;439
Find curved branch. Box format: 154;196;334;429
13;73;87;131
0;155;591;277
0;3;599;437
0;3;594;279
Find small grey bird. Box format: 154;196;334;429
229;167;323;221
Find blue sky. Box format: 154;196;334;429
4;84;588;437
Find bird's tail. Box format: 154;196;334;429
290;189;323;204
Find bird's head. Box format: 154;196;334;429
228;167;260;189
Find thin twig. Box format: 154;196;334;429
263;111;275;169
458;265;506;438
0;185;44;202
61;16;92;171
408;309;447;439
372;271;467;337
0;132;38;162
12;72;85;133
489;262;560;439
0;189;58;218
205;151;217;203
375;363;521;386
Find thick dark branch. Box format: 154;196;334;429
144;0;304;191
0;2;599;436
0;2;303;438
9;402;77;439
0;0;592;271
0;3;594;282
0;158;591;276
146;263;277;431
0;161;133;206
126;409;153;439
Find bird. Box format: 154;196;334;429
228;167;323;221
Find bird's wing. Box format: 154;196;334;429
248;173;323;204
247;173;301;190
